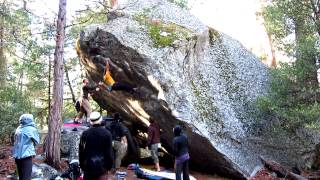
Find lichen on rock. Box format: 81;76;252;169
134;8;194;48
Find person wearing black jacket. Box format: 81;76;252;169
79;112;113;180
106;113;128;171
173;125;190;180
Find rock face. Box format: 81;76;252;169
32;163;59;179
60;124;88;161
75;0;312;178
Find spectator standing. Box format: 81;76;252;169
79;112;113;180
106;113;128;171
12;114;40;180
147;118;161;172
173;125;190;180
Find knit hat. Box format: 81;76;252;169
90;112;102;125
19;114;35;126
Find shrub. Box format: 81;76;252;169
0;86;33;144
255;62;320;133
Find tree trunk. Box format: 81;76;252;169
267;32;277;68
260;157;307;180
17;71;23;93
44;55;52;130
64;61;76;103
309;0;320;36
45;0;67;169
0;3;6;87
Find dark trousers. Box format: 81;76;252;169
112;82;135;93
84;171;108;180
15;156;32;180
175;160;190;180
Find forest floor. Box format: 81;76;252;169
0;145;228;180
2;144;311;180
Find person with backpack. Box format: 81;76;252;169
75;78;100;123
12;114;40;180
106;113;128;171
173;125;190;180
74;98;86;123
79;112;113;180
147;118;161;172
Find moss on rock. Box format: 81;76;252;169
209;27;222;45
134;10;193;48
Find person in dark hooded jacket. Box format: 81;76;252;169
12;114;40;180
173;125;190;180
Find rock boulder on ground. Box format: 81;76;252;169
76;0;320;178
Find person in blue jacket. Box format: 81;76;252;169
12;114;40;180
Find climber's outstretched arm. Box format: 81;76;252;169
105;58;110;73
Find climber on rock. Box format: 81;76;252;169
98;56;137;94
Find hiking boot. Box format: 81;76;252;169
74;118;82;124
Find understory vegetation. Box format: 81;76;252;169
256;62;320;132
255;0;320;133
0;0;108;143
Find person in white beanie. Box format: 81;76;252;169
79;112;114;180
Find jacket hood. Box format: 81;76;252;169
173;125;182;136
19;114;35;126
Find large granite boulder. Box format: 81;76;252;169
75;0;320;178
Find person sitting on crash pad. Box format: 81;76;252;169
98;56;136;94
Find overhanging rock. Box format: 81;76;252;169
76;0;271;179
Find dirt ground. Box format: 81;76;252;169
0;145;229;180
5;145;304;180
0;145;281;180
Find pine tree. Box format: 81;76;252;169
45;0;67;169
